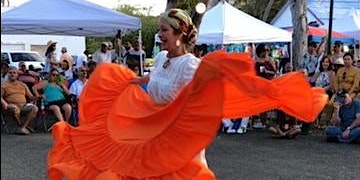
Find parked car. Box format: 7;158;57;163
1;51;44;71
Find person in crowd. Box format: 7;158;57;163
92;42;112;64
193;45;204;58
17;61;40;93
75;49;89;71
59;47;74;69
311;55;336;128
326;90;360;143
32;68;72;123
1;61;9;83
59;60;73;80
44;40;58;73
69;67;88;101
269;111;301;139
331;41;345;73
254;43;277;128
1;67;38;135
334;53;360;98
110;39;126;64
86;60;97;78
225;117;250;134
299;41;319;82
124;39;146;76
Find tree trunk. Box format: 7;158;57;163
262;0;274;22
290;0;307;70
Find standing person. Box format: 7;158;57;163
59;47;74;70
92;42;112;64
124;39;146;76
331;41;345;73
299;41;320;82
44;41;58;73
47;8;328;180
75;49;89;71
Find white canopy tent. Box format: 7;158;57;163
332;8;360;41
196;1;292;44
1;0;145;74
1;0;141;37
155;1;291;44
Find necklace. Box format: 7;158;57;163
162;58;171;69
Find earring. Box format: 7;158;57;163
175;40;181;47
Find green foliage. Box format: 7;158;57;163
85;4;158;58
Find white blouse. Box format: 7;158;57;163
147;51;200;104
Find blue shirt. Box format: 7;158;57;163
339;99;360;129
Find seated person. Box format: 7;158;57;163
326;90;360;143
1;67;38;135
69;67;88;101
269;110;301;139
32;68;72;123
59;60;73;80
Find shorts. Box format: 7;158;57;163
7;103;36;115
46;99;68;108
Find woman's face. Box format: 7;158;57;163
343;55;353;67
49;70;59;82
322;58;331;69
157;19;181;51
261;46;269;58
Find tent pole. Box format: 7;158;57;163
138;29;144;76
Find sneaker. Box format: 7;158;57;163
253;122;265;129
226;128;237;134
14;127;30;135
237;127;247;134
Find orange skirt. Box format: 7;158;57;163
48;51;328;180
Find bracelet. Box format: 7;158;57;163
346;126;352;131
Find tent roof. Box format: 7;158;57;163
271;1;360;41
196;1;292;44
1;0;141;37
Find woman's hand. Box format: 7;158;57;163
130;75;149;84
130;77;144;84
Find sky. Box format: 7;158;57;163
9;0;167;16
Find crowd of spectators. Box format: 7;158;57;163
1;40;359;143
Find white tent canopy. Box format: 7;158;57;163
1;0;141;37
332;8;360;41
196;1;292;44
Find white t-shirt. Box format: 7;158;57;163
147;51;200;104
75;53;88;69
69;79;87;98
93;50;112;64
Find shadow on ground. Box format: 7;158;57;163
1;129;359;180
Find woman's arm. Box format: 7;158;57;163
32;81;46;98
349;70;360;94
130;74;150;84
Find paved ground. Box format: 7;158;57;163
1;129;359;180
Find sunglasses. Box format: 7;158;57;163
80;69;88;72
342;72;346;80
8;71;17;74
51;73;59;77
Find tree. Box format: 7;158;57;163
290;0;308;69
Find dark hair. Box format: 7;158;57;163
255;43;267;57
45;45;56;56
319;55;333;72
308;41;317;48
343;52;353;61
50;68;59;74
334;41;343;46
